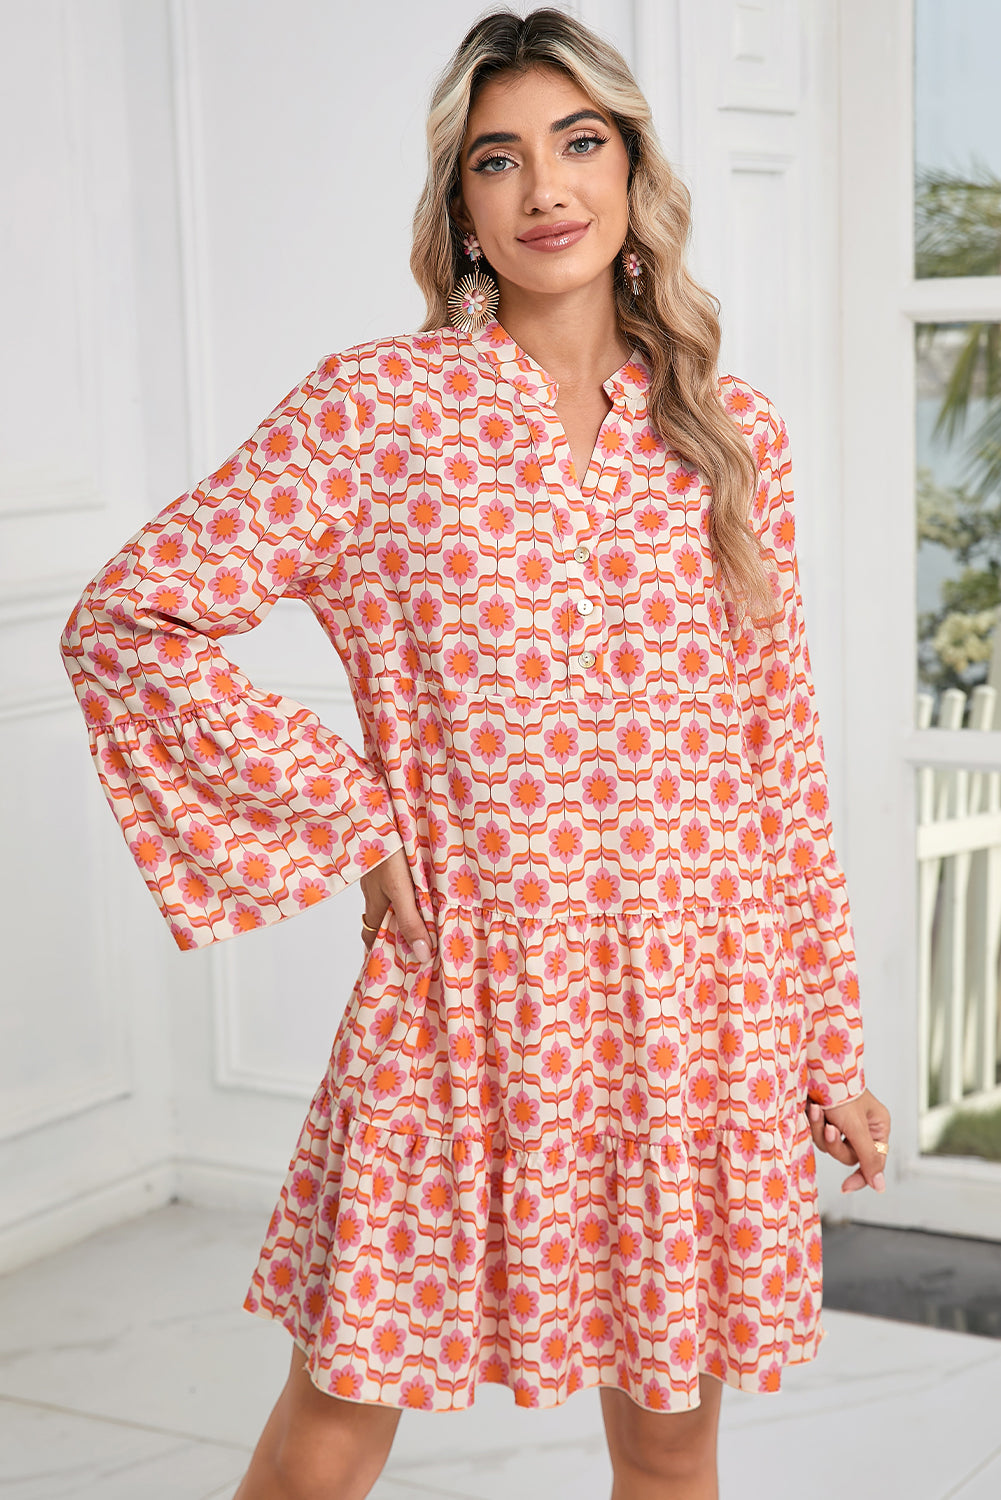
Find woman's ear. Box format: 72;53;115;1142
449;187;472;237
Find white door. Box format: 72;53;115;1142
840;0;1001;1239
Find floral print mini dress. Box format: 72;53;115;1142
59;318;867;1413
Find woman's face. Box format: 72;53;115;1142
452;64;632;304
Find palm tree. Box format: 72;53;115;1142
914;160;1001;707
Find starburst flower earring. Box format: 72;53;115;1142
448;231;500;333
622;245;644;297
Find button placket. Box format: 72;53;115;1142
514;394;605;685
515;382;645;692
562;397;636;683
562;447;627;684
566;544;604;678
465;325;652;694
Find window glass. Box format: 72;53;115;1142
914;0;1001;279
916;321;1001;726
915;318;1001;1159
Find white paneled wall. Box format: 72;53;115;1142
151;0;517;1206
0;0;175;1270
2;0;848;1269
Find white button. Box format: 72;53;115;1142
576;598;596;616
573;545;590;562
577;651;596;668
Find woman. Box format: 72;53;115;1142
59;7;891;1497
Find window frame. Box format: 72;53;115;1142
840;0;1001;1239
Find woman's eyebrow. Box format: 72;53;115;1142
464;109;610;162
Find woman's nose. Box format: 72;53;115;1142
521;154;570;213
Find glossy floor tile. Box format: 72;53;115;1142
1;1202;999;1499
0;1396;247;1500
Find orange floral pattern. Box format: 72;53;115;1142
59;319;866;1412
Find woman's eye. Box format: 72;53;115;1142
471;133;609;174
567;133;608;155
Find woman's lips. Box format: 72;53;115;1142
517;222;591;252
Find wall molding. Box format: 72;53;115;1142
167;0;216;477
0;573;93;620
262;680;355;710
210;941;319;1101
0;1158;175;1275
175;1155;288;1214
0;693;80;723
0;1075;133;1145
719;0;801;115
57;0;102;499
0;465;102;520
728;146;796;174
0;778;133;1142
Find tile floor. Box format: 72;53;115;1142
1;1201;1000;1499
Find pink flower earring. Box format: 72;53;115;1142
448;231;500;333
622;245;643;297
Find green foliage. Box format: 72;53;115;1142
927;1102;1001;1163
915;158;1001;281
914;162;1001;704
916;467;1001;697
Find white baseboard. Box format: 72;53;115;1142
173;1156;284;1215
0;1161;177;1274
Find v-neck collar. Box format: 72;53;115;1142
465;317;651;412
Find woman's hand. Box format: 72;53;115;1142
805;1088;891;1195
359;846;435;962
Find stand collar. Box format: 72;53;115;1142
464;318;651;411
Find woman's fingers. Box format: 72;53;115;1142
360;899;390;951
359;855;394;951
359;848;435;963
839;1118;889;1195
833;1094;890;1195
806;1100;856;1165
390;879;435;962
805;1096;890;1194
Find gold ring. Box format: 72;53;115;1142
873;1141;889;1155
360;915;381;933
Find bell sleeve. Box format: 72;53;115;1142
58;353;404;952
738;397;867;1108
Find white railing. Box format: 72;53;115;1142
916;683;1001;1150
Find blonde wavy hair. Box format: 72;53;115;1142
410;5;778;629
